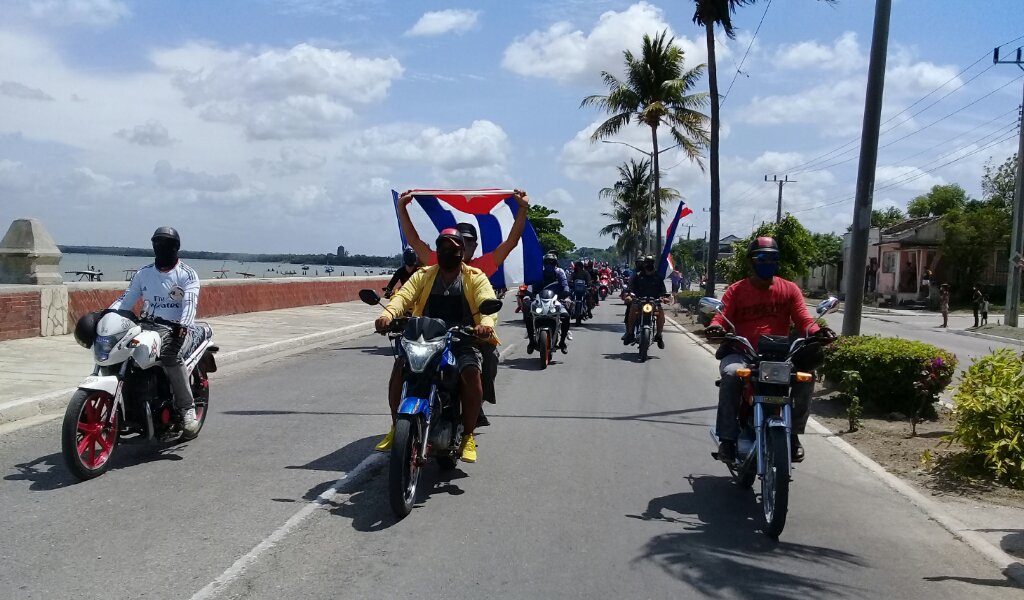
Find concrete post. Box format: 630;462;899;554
0;219;64;285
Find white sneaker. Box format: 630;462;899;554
181;408;201;435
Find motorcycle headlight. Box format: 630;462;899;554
401;336;446;373
93;335;118;362
534;307;543;314
549;306;559;314
642;303;653;314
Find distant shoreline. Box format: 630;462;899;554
58;245;400;268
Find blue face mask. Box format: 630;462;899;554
753;261;779;280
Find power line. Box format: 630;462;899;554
721;0;771;107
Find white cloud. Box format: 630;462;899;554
1;80;54;101
153;160;242;192
28;0;130;27
774;32;864;73
288;184;331;211
115;119;177;147
153;42;403;140
249;147;326;177
406;9;480;37
874;165;944;193
502;2;712;85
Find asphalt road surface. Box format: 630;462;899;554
1;300;1020;599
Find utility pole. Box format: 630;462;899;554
765;175;796;224
842;0;891;337
994;45;1024;327
681;223;695;240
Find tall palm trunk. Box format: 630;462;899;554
651;124;662;258
703;20;721;297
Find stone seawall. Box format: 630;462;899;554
0;276;388;342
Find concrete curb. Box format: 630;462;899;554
951;328;1024;346
0;320;376;428
664;315;1024;588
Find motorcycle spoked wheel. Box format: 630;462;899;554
761;427;791;538
639;326;651;362
389;417;423;517
181;370;210;441
537;329;550;370
62;389;120;480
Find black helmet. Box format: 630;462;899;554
151;226;180;248
74;310;102;349
402;246;418;267
543;252;558;266
456;222;478;242
747;236;780;257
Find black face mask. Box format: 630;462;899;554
153;240;179;270
437;247;462;270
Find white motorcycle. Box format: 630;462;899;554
525;282;566;369
62;307;218;480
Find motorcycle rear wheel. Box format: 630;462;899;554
761;427;791;538
389;417;422;518
639;327;651;362
181;370;210;441
62;389;119;480
537;330;550;370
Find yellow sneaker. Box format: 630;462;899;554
375;427;395;452
460;433;477;463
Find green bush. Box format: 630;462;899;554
948;349;1024;488
822;336;957;415
675;290;703;309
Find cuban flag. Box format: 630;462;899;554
392;189;544;288
658;200;693;279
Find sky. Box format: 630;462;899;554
0;0;1021;256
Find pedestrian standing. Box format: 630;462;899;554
939;283;950;328
981;296;989;326
971;285;983;328
670;269;682;294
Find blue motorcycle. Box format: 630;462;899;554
359;290;502;517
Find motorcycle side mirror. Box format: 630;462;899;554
816;296;840;316
359;289;381;306
479;299;503;316
698;297;724;316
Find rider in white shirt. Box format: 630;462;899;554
109;227;202;435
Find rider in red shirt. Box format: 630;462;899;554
705;236;835;464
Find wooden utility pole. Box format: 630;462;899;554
994;45;1024;327
765;175;796;223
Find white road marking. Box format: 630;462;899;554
188;452;385;600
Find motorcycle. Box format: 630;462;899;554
63;308;218;480
701;296;840;538
570;279;589;326
627;296;663;362
359;289;502;518
598;276;610;301
515;284;530;314
525;282;565;369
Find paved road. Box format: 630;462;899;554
1;301;1020;599
821;309;1022;374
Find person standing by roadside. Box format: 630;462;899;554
981;295;989;326
971;285;984;328
670;269;682;294
939;283;950;328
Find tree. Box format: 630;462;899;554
906;184;968;217
692;0;835;297
942;202;1011;295
982;152;1018;212
581;30;709;261
670;238;707;276
528;205;576;256
871;206;905;229
598;158;680;261
810;232;843;268
718;214;817;283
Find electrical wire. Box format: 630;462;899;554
721;0;771;108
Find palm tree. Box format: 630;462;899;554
598;158;681;262
582;30;709;259
693;0;835;297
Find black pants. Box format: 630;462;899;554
716;354;810;442
973;305;980;327
148;324;199;410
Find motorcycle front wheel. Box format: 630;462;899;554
761;427;791;538
639;326;651;362
389;417;422;518
537;329;550;370
62;389;120;480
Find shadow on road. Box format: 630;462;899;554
602;351;658;362
224;409;389;418
629;474;867;599
5;442;187;491
486;405;713;427
343;345;397;357
503;357;551;371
